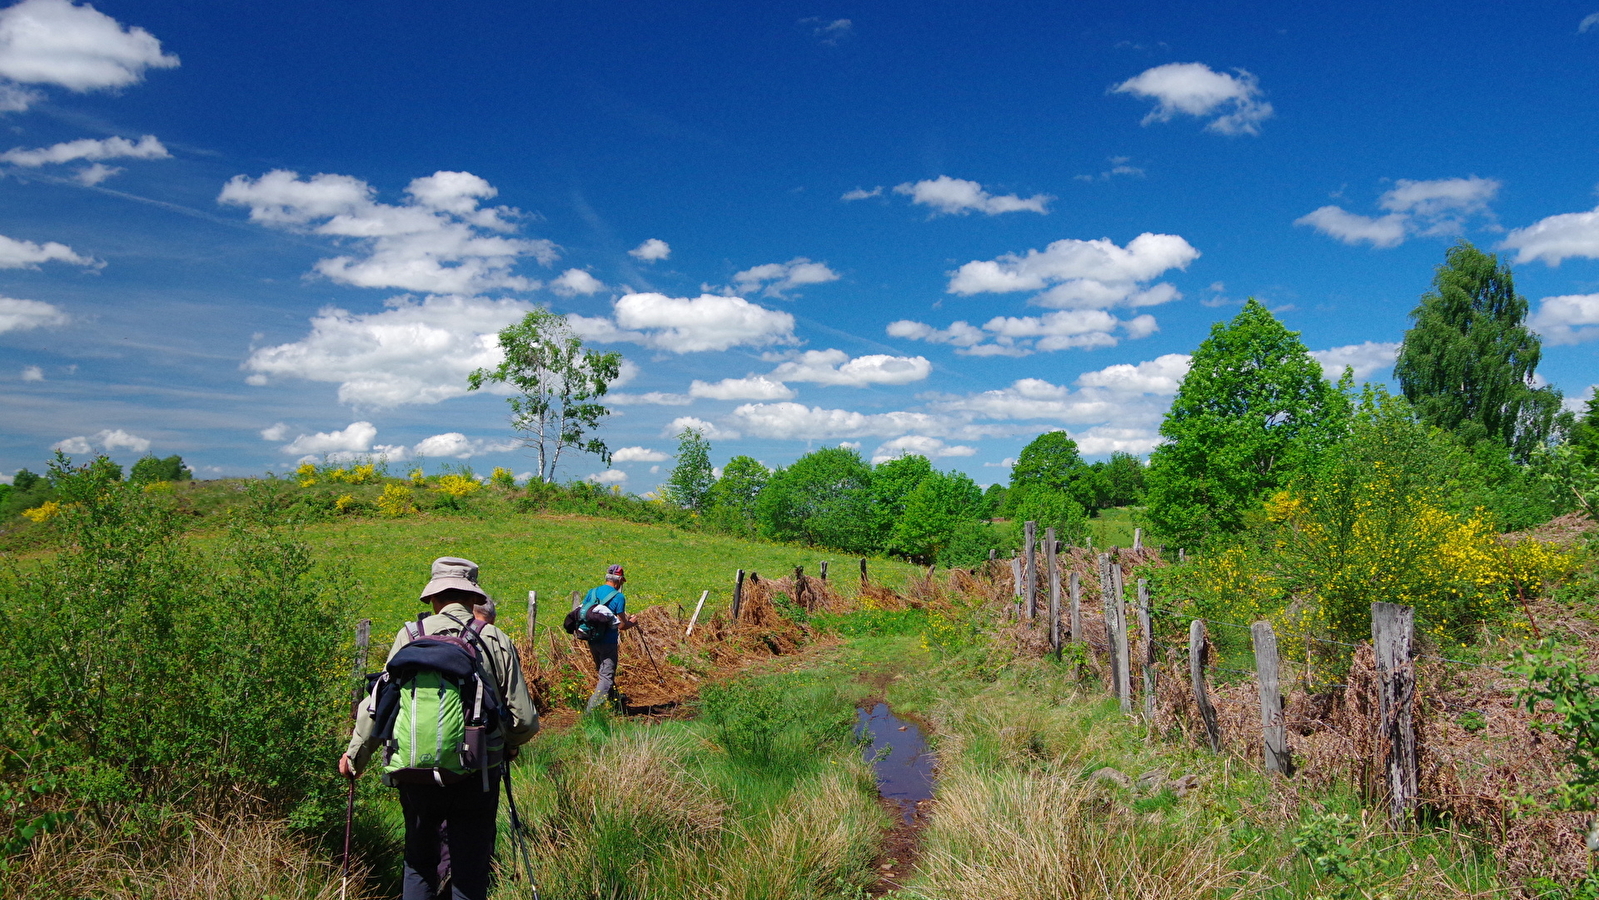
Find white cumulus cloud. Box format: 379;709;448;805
1530;293;1599;345
1074;353;1191;395
0;133;166;167
892;176;1052;216
583;292;796;353
1502;205;1599;266
606;391;692;406
280;422;378;456
628;238;670;261
1309;341;1401;380
0;295;68;333
20;364;43;381
0;0;178;112
664;416;738;440
870;435;976;464
611;446;669;463
1112;62;1273;136
889;310;1158;357
767;349;932;386
219;169;556;296
412;432;517;459
1296;177;1500;248
243;294;533;407
550;268;605;296
731;258;840;298
689;376;796;401
586;469;628;486
54;427;150;456
0;232;99;269
946;232;1198;311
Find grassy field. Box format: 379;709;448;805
1087;505;1145;548
303;509;924;638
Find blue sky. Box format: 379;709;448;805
2;0;1598;489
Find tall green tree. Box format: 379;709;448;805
869;454;933;545
1568;391;1599;468
755;447;875;552
665;428;715;511
704;455;770;533
467;309;623;482
1146;298;1347;548
889;470;984;562
129;454;191;484
1394;242;1562;461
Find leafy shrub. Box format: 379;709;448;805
489;466;516;488
375;483;416;517
0;459;351;861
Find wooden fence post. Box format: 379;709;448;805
686;590;709;636
731;569;746;622
1132;527;1143;552
1023;520;1038;619
1045;527;1060;653
1190;620;1221;752
352;618;371;716
988;548;997;561
794;565;808;607
859;558;868;585
525;591;537;647
1105;563;1131;713
1068;570;1081;645
570;589;582;611
1137;579;1155;722
1252;620;1291;775
1373;602;1418;824
819;560;828;582
1010;557;1023;600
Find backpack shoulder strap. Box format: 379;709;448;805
439;611;505;699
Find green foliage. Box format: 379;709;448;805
756;447;876;553
0;460;349;855
937;519;1005;569
1095;452;1148;508
128;454;191;484
889;469;984;562
703;454;769;535
12;469;41;492
981;482;1007;518
1292;811;1381;899
1396;241;1563;462
870;454;933;542
1004;484;1088;548
1515;640;1599;812
697;674;854;778
1145;298;1348;549
666;427;715;512
1570;392;1599;468
1008;431;1083;496
467;308;623;482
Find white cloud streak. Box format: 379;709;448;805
0;295;68;333
1112;62;1273;135
219;169;556;296
1296;177;1500;248
689;376;796;401
892;176;1052;216
54;427;150;456
570;292;797;353
1308;341;1401;380
0;232;99;268
0;133;166;166
767;349;932;386
1530;293;1599;345
1502;205;1599;266
731;258;840;298
611;446;669;463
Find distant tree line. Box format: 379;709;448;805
2;452;189;521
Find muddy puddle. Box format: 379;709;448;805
854;702;935;824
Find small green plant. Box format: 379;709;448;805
1292;811;1379;899
1515;640;1599;812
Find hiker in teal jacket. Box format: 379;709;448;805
340;556;538;900
584;564;637;711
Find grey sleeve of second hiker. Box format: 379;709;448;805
344;628;408;772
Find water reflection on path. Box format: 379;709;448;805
854;702;935;824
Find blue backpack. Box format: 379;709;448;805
561;585;621;642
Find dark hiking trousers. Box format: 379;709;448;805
586;641;619;711
398;774;500;900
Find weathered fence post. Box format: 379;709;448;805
859;558;868;585
1132;527;1143;552
352;618;371;716
1010;557;1023;600
1045;527;1060;652
819;560;828;582
1252;620;1291;775
1068;570;1082;645
526;591;537;646
1373;601;1418;824
570;589;582;611
1023;520;1038;619
1111;564;1132;713
1137;579;1156;722
1178;548;1185;565
1190;620;1222;752
794;565;808;607
686;590;709;636
988;548;997;561
731;569;746;622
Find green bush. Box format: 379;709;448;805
697;674;854;778
0;459;351;861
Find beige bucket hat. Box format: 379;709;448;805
419;556;489;602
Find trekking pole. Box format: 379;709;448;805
502;762;540;900
341;772;356;900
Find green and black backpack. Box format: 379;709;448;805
365;613;505;790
